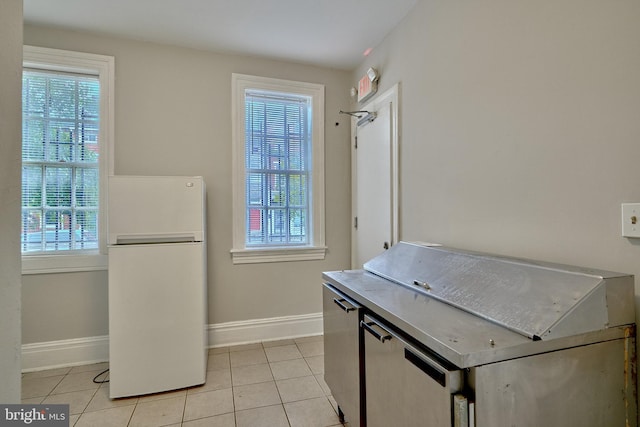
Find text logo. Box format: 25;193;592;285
1;405;68;426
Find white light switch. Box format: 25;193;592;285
622;203;640;238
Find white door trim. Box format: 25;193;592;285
351;83;400;269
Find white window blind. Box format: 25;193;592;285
245;90;312;246
21;69;100;253
231;74;325;264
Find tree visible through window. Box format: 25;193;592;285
21;69;100;253
245;90;311;246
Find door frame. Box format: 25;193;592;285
351;83;400;268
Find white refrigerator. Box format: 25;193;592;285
107;175;208;398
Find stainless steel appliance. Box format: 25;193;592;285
323;284;363;426
322;241;637;427
362;313;464;427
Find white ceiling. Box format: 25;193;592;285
23;0;417;70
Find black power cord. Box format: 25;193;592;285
92;368;110;384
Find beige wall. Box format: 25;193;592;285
22;25;353;344
22;272;108;343
0;0;23;402
354;0;640;278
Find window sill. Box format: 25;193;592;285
22;253;108;275
230;246;327;265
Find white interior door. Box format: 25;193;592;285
352;84;399;269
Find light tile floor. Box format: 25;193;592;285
22;335;346;427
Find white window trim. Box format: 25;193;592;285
21;46;114;275
231;73;326;264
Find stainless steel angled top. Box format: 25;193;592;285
362;242;635;341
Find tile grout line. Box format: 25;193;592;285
264;343;292;427
229;349;238;427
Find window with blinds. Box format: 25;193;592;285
245;90;312;246
21;69;100;253
231;74;325;263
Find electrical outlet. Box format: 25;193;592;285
622;203;640;238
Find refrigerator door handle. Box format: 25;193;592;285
115;233;197;245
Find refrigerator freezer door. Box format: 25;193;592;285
108;176;205;244
108;242;207;398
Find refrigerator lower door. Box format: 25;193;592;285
108;242;207;398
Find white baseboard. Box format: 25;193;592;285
22;335;110;372
22;312;323;372
207;312;323;348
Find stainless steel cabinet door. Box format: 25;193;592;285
323;284;363;426
362;314;462;427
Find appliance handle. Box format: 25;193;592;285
115;233;197;245
404;348;447;387
333;298;356;313
360;320;392;343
